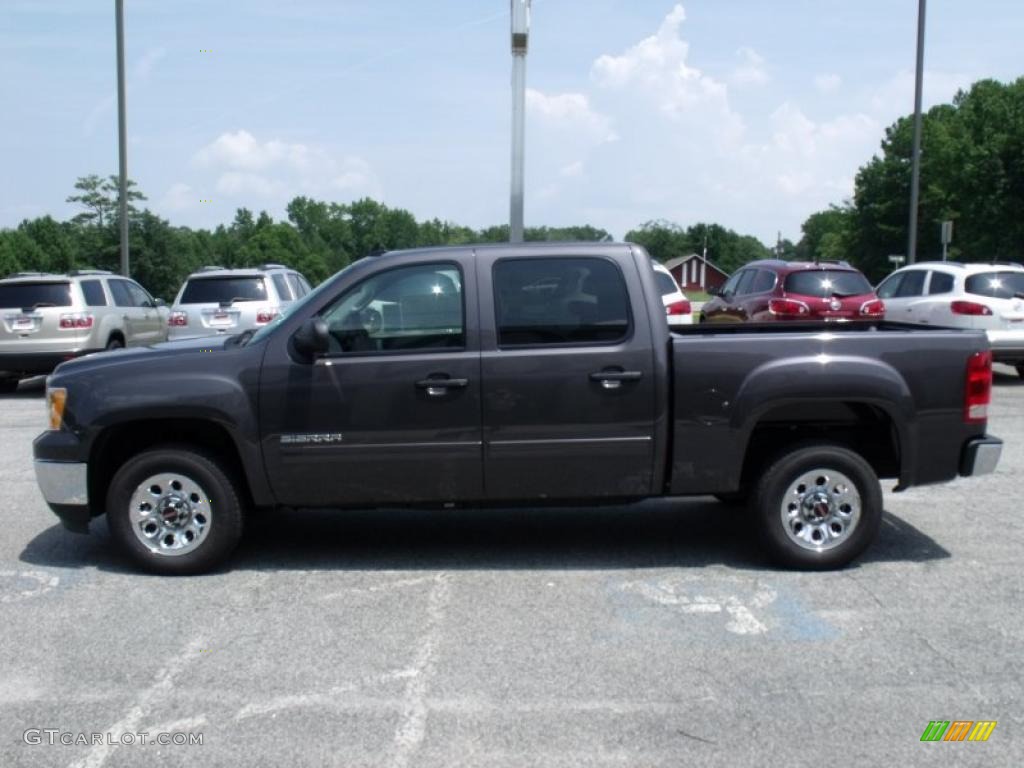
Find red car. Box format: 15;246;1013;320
700;260;884;323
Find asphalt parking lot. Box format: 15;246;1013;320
1;368;1021;767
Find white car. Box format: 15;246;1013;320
652;262;692;326
168;264;312;340
876;261;1024;377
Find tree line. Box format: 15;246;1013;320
2;76;1020;297
798;76;1024;280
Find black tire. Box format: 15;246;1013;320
1016;364;1024;380
0;378;19;394
106;445;244;575
106;336;124;351
752;443;882;570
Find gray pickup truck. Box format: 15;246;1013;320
33;243;1002;574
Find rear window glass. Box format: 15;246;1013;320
0;282;73;309
180;277;268;304
965;271;1024;299
784;270;872;297
80;279;107;306
654;271;678;296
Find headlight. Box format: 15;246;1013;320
47;387;67;430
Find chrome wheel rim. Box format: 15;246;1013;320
780;468;860;551
128;472;212;556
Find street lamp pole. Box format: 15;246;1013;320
907;0;926;265
115;0;130;276
509;0;531;243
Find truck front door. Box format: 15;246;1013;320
477;249;658;500
259;255;483;507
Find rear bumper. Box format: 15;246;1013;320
959;436;1003;477
986;330;1024;364
0;350;101;377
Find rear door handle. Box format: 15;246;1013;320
415;377;469;396
589;370;643;390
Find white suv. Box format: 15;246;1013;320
0;270;168;392
877;261;1024;377
168;264;312;340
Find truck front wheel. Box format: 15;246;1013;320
107;445;244;575
752;444;882;570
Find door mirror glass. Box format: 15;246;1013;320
154;297;166;307
292;317;330;359
706;286;721;297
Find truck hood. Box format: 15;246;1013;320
51;335;253;379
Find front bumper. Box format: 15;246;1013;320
33;429;92;533
959;436;1003;477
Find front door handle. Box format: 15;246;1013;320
415;377;469;396
589;370;643;390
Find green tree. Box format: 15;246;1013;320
66;174;146;228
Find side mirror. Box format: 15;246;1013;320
707;286;721;297
154;298;166;308
292;317;330;359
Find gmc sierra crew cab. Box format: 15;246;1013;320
32;243;1003;574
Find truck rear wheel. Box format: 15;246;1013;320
751;444;881;570
106;445;244;575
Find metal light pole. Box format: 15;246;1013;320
509;0;531;243
907;0;926;265
115;0;130;276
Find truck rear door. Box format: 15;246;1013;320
476;247;658;500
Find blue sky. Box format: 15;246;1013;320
3;0;1022;244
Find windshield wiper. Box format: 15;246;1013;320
31;302;57;309
226;329;256;347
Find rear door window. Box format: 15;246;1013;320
80;279;107;306
654;271;679;297
271;274;293;301
965;271;1024;299
286;273;307;298
894;270;927;297
108;280;135;307
750;269;776;293
493;257;630;346
0;282;73;309
927;272;955;295
179;277;268;304
734;270;757;296
785;270;873;297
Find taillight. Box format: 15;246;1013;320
859;298;885;317
768;298;810;317
666;299;691;316
58;313;93;330
168;311;188;327
951;300;993;316
256;308;278;324
964;350;992;424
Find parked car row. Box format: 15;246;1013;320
0;264;312;389
695;257;1024;377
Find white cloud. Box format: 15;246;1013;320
814;73;842;94
160;182;196;212
732;47;768;86
193;130;381;202
559;161;585;178
869;70;972;117
590;4;742;143
525;89;617;144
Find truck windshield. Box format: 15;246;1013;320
965;271;1024;299
0;282;73;309
784;270;872;297
180;277;267;304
